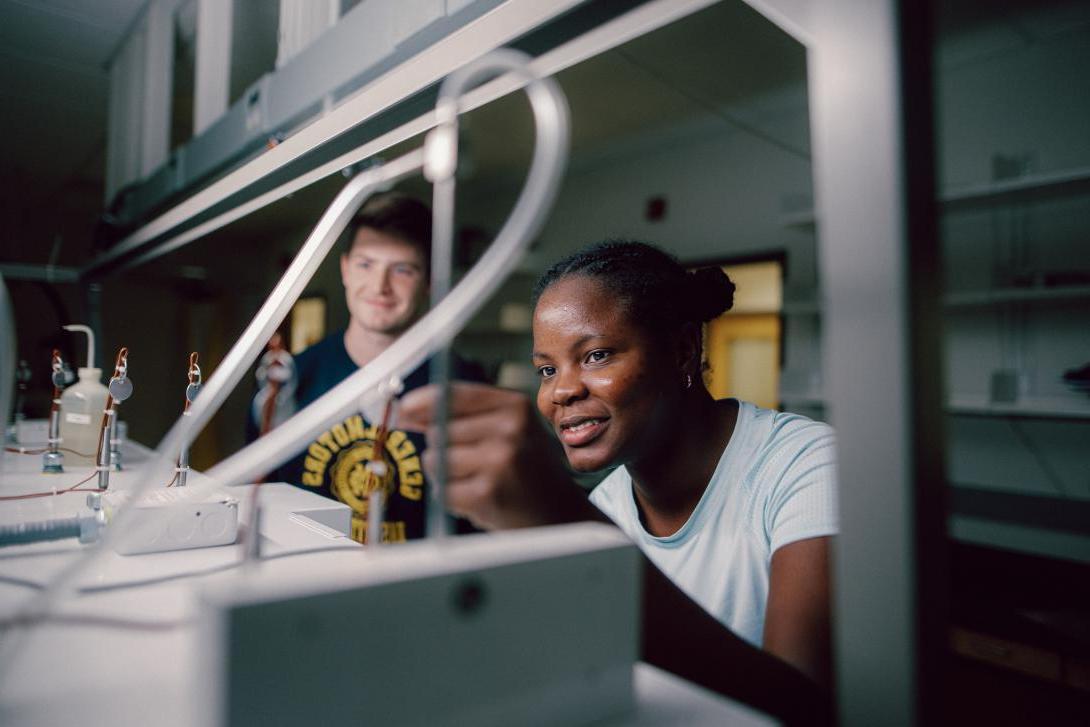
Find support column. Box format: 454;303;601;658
810;0;946;724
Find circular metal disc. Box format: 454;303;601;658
109;377;134;401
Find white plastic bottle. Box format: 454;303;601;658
59;325;108;465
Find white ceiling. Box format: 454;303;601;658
0;0;146;262
2;0;1086;270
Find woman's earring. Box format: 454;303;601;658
685;373;693;390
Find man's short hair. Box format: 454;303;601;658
342;192;432;265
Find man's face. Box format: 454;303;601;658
340;227;428;336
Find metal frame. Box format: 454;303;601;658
83;0;590;277
65;0;947;722
811;0;944;723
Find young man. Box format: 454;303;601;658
255;192;486;543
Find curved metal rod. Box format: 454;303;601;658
207;49;569;488
0;50;569;680
0;149;425;679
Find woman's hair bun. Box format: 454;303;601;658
685;267;736;322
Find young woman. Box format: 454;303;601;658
400;240;837;723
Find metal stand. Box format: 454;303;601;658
108;412;122;471
97;348;133;491
42;350;65;474
175;353;201;488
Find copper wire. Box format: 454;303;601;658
95;347;127;465
0;471;100;501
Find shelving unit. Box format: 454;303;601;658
942;165;1090;209
779;164;1090;426
780;164;1090;229
945;395;1090;421
781;393;1090;421
943;285;1090;308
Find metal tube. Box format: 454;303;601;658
8;50;569;682
108;408;122;471
177;440;190;488
144;149;425;490
6;149;426;645
96;409;114;491
43;397;63;473
47;405;61;453
206;50;569;489
427;159;457;540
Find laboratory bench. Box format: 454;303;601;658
0;425;774;726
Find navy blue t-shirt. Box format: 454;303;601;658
269;332;486;544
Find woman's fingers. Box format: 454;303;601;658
422;437;501;481
398;381;593;529
398;382;527;431
443;473;505;530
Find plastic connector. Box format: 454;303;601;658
423;123;458;183
80;492;108;544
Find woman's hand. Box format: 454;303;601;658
398;382;599;530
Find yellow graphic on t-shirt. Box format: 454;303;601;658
299;413;424;543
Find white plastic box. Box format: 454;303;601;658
196;522;640;727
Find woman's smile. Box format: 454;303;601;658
557;415;611;446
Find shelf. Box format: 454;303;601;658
781;165;1090;229
942;165;1090;210
943;285;1090;307
778;394;1090;420
765;286;1090;310
946;396;1090;420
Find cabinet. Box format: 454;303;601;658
941;166;1090;423
777;166;1090;560
778;165;1090;421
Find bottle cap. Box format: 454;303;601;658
76;367;103;381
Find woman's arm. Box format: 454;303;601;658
765;536;834;686
399;382;832;724
641;557;830;725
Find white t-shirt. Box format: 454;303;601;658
589;400;838;647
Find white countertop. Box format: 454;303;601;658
0;424;774;726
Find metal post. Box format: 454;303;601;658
108;407;123;471
811;0;947;724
